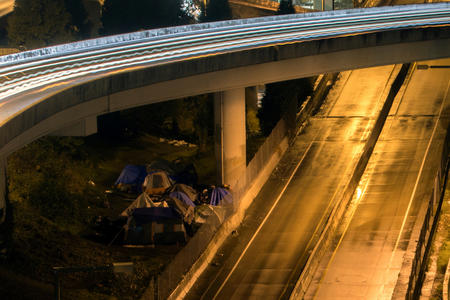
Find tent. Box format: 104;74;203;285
165;196;194;225
143;171;173;195
120;193;168;217
210;187;233;206
169;191;195;207
124;207;186;245
115;164;147;193
169;184;197;204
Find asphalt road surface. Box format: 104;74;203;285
185;65;398;299
306;59;450;299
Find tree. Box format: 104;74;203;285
200;0;232;22
258;78;313;136
64;0;91;39
101;0;192;36
7;0;86;49
180;94;214;153
7;137;93;224
277;0;295;15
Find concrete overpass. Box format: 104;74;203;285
0;3;449;221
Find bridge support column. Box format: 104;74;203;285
214;88;246;187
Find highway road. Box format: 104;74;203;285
0;3;449;127
185;65;399;299
306;59;450;299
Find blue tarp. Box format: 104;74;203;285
132;207;180;225
210;187;233;206
115;165;147;192
169;191;196;207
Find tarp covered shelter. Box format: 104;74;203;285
169;184;197;204
120;193;168;217
169;191;195;207
115;164;147;193
165;196;194;224
143;171;173;195
125;207;186;245
132;207;179;224
210;187;233;206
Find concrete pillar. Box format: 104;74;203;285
0;156;6;223
214;88;246;187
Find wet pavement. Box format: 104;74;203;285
306;59;450;300
185;65;398;299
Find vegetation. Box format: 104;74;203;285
277;0;296;15
101;0;192;35
258;78;314;136
2;132;216;299
7;137;96;229
64;0;92;40
1;1;320;298
7;0;89;49
101;96;214;154
200;0;232;22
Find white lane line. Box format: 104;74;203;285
383;79;450;297
212;140;316;299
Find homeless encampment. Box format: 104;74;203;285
143;171;173;195
194;204;227;224
210;187;233;206
115;164;147;193
122;193;193;245
120;193;167;217
169;183;197;206
124;207;186;245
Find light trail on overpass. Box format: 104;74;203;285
0;3;448;111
